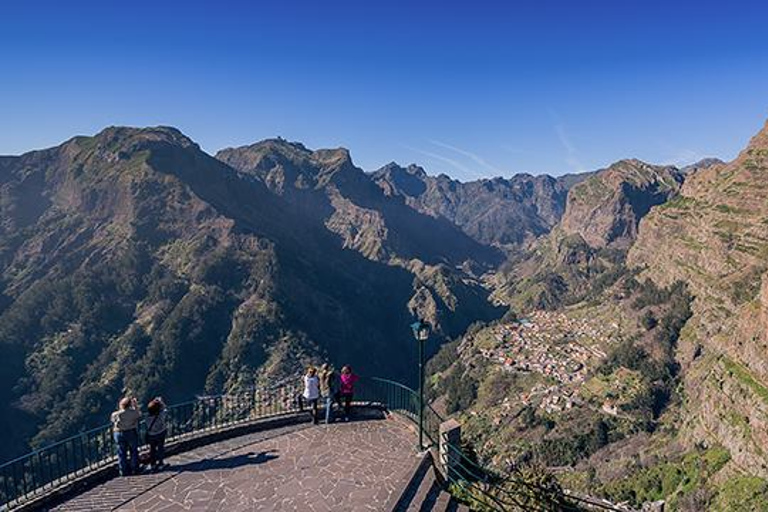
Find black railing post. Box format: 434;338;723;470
418;334;425;451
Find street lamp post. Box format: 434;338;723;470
411;319;431;451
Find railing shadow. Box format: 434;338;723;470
1;379;399;511
170;450;279;472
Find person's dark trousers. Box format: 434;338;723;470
147;431;167;467
307;398;319;424
340;393;353;420
114;429;139;476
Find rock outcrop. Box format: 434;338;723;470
629;119;768;476
561;159;684;249
371;163;578;246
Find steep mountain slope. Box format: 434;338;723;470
560;159;684;249
492;159;683;311
216;140;504;334
629;119;768;478
427;121;768;511
216;141;500;267
370;163;577;246
0;127;501;462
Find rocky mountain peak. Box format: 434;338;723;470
371;162;429;198
744;118;768;151
681;157;725;174
214;139;358;187
375;162;427;177
561;159;683;249
89;126;198;151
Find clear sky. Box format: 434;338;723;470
1;0;767;180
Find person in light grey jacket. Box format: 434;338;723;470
146;397;169;471
111;397;142;476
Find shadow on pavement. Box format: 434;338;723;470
304;406;388;423
172;450;279;472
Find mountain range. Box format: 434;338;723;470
1;118;766;510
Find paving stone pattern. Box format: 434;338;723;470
53;414;419;511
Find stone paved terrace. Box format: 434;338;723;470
51;411;420;511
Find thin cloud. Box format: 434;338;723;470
428;140;505;176
550;110;585;173
502;144;524;154
663;149;706;167
656;140;711;167
403;145;481;181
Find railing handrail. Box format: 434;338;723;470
0;423;112;469
440;431;627;511
0;388;293;471
2;376;616;512
369;376;445;423
0;381;304;509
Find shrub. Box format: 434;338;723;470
444;362;479;414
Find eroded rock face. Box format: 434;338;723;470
561;159;684;249
217;141;501;269
629;119;768;475
371;163;576;246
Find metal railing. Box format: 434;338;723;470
356;377;444;446
442;439;581;512
441;434;627;512
0;382;301;510
362;378;624;512
1;376;625;512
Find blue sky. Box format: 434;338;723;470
1;0;767;180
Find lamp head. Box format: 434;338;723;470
410;319;431;342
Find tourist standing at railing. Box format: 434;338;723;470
319;363;339;424
339;366;359;422
110;397;141;476
303;366;321;425
146;397;169;471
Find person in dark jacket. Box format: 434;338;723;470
319;363;339;424
146;397;169;471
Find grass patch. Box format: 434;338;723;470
721;356;768;406
599;446;731;507
714;204;748;215
711;476;768;512
659;195;699;211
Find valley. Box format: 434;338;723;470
1;120;768;510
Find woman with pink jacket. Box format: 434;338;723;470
339;365;359;421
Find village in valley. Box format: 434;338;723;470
470;309;628;416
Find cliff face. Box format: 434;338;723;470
216;141;504;333
371;163;576;246
629;120;768;475
492;159;684;312
217;142;500;267
561;159;684;249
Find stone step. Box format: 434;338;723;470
440;494;470;512
406;464;436;511
433;490;451;511
389;451;470;512
389;452;433;512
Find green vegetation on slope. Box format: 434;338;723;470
599;446;731;508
